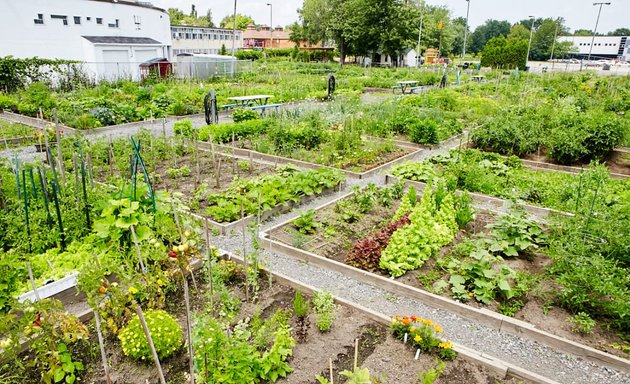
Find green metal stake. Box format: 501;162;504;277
29;168;38;200
22;170;32;253
51;180;66;250
47;146;62;199
130;137;156;213
37;167;52;228
14;155;20;199
78;144;91;229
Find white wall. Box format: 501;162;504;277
0;0;172;62
559;35;625;57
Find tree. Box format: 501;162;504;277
450;16;470;56
608;28;630;36
480;36;527;69
529;18;571;61
220;14;255;30
508;24;530;41
469;19;512;54
206;9;215;28
220;44;227;56
190;4;197;18
574;29;596;36
168;8;185;25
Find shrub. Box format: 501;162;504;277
118;309;182;360
312;291;336;332
232;108;259;123
235;50;263;61
567;312;596;335
174;118;193;137
408;117;439;144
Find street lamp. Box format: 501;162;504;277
462;0;471;59
231;0;237;76
266;3;273;49
525;16;535;69
587;2;611;62
417;7;423;67
549;18;560;70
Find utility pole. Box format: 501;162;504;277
525;16;535;70
231;0;237;76
550;18;560;70
417;9;423;67
462;0;471;59
266;3;273;48
587;2;611;62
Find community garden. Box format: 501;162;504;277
0;60;629;384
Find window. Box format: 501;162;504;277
134;15;141;30
51;15;68;26
96;17;102;25
74;16;80;24
108;19;119;28
87;17;91;21
34;13;44;24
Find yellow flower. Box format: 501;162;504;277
128;286;138;294
438;341;454;349
414;335;422;343
157;279;165;286
258;265;264;270
409;327;416;332
433;325;443;333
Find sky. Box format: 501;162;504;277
151;0;628;34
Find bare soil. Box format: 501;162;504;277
269;195;630;359
79;268;510;384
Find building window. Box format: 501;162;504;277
134;15;141;30
51;15;68;26
34;13;44;24
86;17;91;21
108;19;119;28
96;17;102;25
74;16;81;24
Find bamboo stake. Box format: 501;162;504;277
329;358;334;384
94;311;112;384
27;262;40;301
204;219;214;316
134;305;166;384
183;275;195;384
169;194;184;241
28;168;37;200
108;136;114;177
22;170;32;253
353;338;358;371
241;198;249;302
130;225;147;275
51;181;66;249
87;152;95;189
215;158;222;189
53;108;66;185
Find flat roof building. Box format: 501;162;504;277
171;26;243;56
559;35;629;61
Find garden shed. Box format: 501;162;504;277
139;57;172;79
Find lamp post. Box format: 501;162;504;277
462;0;471;59
525;16;535;70
266;3;273;49
231;0;237;76
587;2;611;62
550;18;560;70
417;8;423;67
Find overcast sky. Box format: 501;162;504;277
152;0;628;33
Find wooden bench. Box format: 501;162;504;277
248;103;283;114
409;86;426;94
221;102;254;110
391;85;403;93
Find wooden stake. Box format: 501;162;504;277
134;305;166;384
183;275;195;384
204;219;214;315
241;198;249;302
87;152;95;189
27;262;41;301
94;311;112;384
169;194;184;241
53;108;66;185
108;136;114;177
354;338;358;371
215;157;222;189
329;358;334;384
72;153;80;205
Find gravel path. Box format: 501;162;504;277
206;132;630;384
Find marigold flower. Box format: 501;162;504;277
414;335;422;343
433;325;443;333
439;341;454;349
411;315;418;322
409;326;416;332
128;286;138;294
402;318;411;326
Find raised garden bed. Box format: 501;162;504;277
261;184;630;368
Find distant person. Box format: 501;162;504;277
440;73;448;88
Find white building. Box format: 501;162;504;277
171;26;243;56
0;0;172;80
559;35;629;61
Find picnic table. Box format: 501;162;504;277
471;75;484;83
226;95;274;108
393;81;419;94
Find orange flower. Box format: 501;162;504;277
402;318;411;326
411;315;418;322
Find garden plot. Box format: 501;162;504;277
264;183;630;359
87;134;345;234
0;119;41;148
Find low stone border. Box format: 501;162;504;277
384;175;572;220
0;111;76;133
199;141;424;180
258;194;629;374
520;157;628;180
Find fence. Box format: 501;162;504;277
56;60;253;84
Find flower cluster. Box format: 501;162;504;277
390;315;457;361
118;309;182;361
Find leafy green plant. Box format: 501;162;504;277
165;165;191;178
447;248;517;304
567;312;596;335
118;309;183;360
292;290;310;319
312;291;336;332
485;211;546;258
173;118;194;137
454;191;475;228
294;210;319;234
339;367;374;384
418;359;446;384
232;108;259;123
